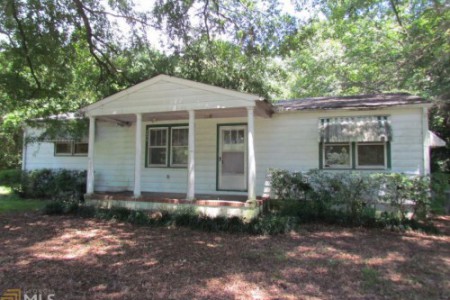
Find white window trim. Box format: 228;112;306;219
170;126;189;167
323;142;352;169
355;142;387;169
147;127;169;167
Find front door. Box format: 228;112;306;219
218;125;247;191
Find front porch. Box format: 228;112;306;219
80;75;273;214
85;192;265;220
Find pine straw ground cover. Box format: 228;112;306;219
0;213;449;300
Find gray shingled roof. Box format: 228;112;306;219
274;93;430;111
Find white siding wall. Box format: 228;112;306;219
24;106;425;196
24;128;88;170
94;121;135;191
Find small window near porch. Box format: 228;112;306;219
148;128;169;166
55;142;72;156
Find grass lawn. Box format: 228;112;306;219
0;186;49;214
0;212;448;300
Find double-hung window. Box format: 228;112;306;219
147;125;189;167
323;143;352;169
319;116;391;170
148;128;169;166
356;142;387;169
170;127;189;167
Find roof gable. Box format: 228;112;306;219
81;75;261;116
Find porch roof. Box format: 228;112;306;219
80;75;273;119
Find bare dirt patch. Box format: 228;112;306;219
0;213;449;299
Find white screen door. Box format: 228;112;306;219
218;125;247;191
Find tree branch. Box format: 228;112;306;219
80;6;152;27
73;0;134;83
389;0;409;37
9;0;41;90
73;0;114;75
203;0;211;43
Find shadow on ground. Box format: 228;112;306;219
0;213;449;299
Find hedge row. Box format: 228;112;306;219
0;168;86;201
270;169;450;221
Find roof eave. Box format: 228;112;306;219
275;102;433;113
80;74;262;114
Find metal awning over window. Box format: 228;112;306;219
319;116;392;143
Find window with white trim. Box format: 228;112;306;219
147;125;189;167
148;127;169;166
54;142;88;156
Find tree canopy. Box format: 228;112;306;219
0;0;449;171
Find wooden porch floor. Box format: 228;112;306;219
86;192;265;208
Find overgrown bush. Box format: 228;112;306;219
270;169;434;223
19;168;86;201
269;169;310;200
0;169;22;190
44;204;298;235
430;173;450;214
375;173;431;220
307;170;380;220
42;201;66;215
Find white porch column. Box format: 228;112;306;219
187;110;195;200
86;116;95;194
134;113;142;197
247;107;256;200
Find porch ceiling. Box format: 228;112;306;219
96;103;273;124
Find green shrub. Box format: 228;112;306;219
76;205;97;218
43;201;65;215
127;210;151;225
249;215;298;235
269;169;311;200
375;173;432;221
271;169;433;223
0;169;22;190
109;206;133;221
307;170;380;219
19;168;86;201
430;173;450;214
41;199;438;235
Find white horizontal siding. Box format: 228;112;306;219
24;106;426;196
89;80;255;116
24;128;88;170
94;121;134;192
390;109;423;174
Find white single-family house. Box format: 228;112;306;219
22;75;446;218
